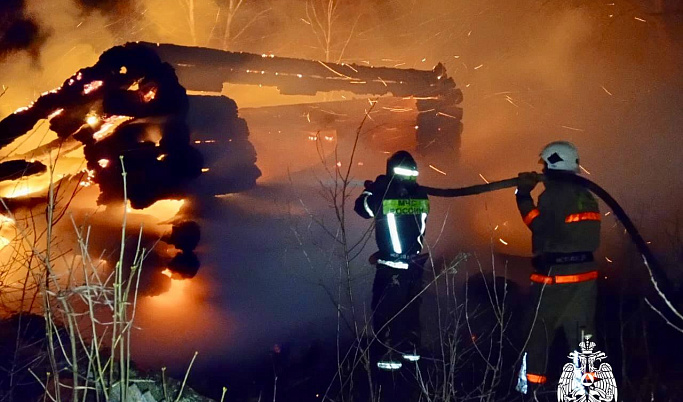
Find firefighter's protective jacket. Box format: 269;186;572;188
516;172;602;387
516;174;601;256
354;175;429;263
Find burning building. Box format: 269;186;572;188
0;41;463;290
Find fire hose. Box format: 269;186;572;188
420;171;683;325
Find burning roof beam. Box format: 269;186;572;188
144;42;462;100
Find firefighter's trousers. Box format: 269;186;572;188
371;259;425;362
524;266;597;384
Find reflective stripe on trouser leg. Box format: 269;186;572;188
377;361;402;371
515;352;528;394
526;373;547;384
371;259;424;370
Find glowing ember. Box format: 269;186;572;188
98;158;110;168
13;104;34;114
92;115;133;141
86;114;100;126
48;109;64;119
201;168;210;173
79;168;96;187
83;80;104;95
161;268;173;278
143;88;157;102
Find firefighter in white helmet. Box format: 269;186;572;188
515;141;602;399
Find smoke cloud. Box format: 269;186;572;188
0;0;44;61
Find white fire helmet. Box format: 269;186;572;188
539;141;580;172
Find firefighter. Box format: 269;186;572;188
354;150;429;372
515;141;601;399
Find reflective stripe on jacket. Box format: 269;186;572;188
354;174;429;261
516;176;600;255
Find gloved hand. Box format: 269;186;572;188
516;172;539;194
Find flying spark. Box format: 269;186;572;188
505;95;519;107
317;61;354;80
436;111;458;119
382;107;412;112
560;125;584;132
428;165;447;175
478;174;489;184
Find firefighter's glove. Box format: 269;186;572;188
516;172;539;194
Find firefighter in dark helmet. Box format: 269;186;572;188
515;141;601;398
354;150;429;372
